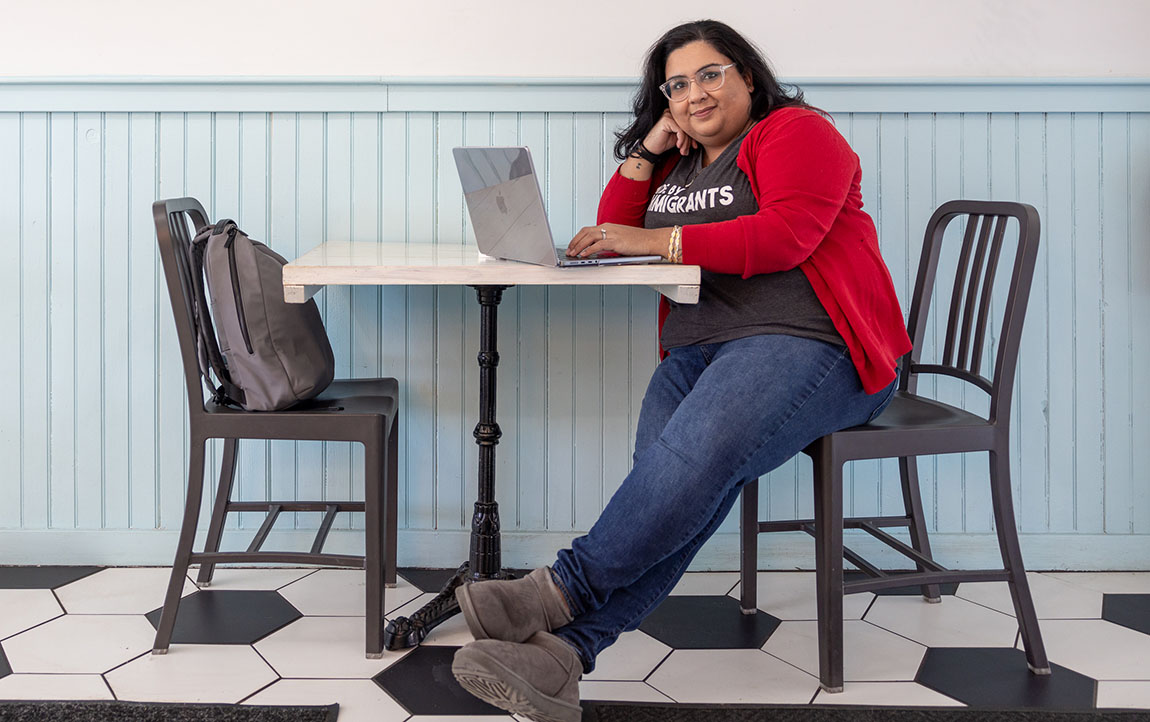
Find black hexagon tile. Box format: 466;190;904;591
397;568;462;594
638;595;781;650
917;647;1096;708
398;567;528;594
1101;594;1150;636
844;570;959;596
0;644;12;679
0;566;102;589
373;644;505;716
145;590;301;644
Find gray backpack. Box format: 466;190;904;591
189;219;335;411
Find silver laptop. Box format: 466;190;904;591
453;146;664;267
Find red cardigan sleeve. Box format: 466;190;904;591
681;109;857;276
596;158;678;227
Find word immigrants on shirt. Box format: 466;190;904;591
646;183;736;214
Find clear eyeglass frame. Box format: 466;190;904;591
659;63;737;102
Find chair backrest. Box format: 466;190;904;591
902;200;1040;424
153;197;213;412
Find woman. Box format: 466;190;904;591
451;19;911;722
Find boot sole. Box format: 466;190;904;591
452;651;581;722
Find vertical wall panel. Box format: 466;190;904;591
434;112;467;531
460;112;493;532
380;113;409;527
958;113;993;534
903;113;939;529
515;113;550;531
1071;113;1106;534
573;114;605;530
0;114;24;529
929;113;965;534
1130;113;1150;534
1044;113;1076;533
100;113;130;530
156;112;188;532
126;113;158;530
48;113;77;529
1101;113;1133;534
323;113;354;526
1016;112;1051;533
268;112;302;529
295;113;327;529
545;113;576;531
21;114;50;530
404;113;437;528
490;112;522;530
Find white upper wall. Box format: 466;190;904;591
3;0;1148;78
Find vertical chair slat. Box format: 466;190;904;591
956;214;994;373
970;215;1009;376
942;216;981;366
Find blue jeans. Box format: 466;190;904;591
549;334;897;672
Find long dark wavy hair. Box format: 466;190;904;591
613;20;808;161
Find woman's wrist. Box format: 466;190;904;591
650;227;681;262
620;153;655;181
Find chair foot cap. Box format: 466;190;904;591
366;652;384;660
1028;664;1052;675
820;684;844;694
151;649;168;656
923;596;942;604
198;582;211;588
386;582;397;589
739;607;757;616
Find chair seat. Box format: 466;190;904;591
859;390;987;430
814;391;998;463
203;377;398;417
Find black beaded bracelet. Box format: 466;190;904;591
630;142;662;164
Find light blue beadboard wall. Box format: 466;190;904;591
0;78;1147;569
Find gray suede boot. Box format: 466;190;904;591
452;631;583;722
456;566;573;643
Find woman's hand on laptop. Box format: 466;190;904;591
568;224;672;260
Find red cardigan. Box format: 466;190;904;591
597;106;911;394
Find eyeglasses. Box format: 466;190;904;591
659;63;737;102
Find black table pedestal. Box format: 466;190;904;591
384;285;515;650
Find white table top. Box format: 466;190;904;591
283;241;701;304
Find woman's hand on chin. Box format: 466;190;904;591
567;224;670;259
644;110;696;157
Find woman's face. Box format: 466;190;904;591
664;41;754;158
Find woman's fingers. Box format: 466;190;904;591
567;226;600;256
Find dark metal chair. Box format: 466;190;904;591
739;200;1050;692
151;197;400;658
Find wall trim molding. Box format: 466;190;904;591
2;530;1146;571
1;77;1147;113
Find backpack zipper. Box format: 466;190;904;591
224;227;254;354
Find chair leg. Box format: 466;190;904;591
153;439;208;653
812;439;845;693
196;438;239;586
739;479;758;613
989;448;1050;674
363;438;385;658
385;415;398;588
899;456;940;602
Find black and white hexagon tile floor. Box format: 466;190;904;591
2;566;1149;719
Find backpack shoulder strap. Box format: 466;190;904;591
190;222;246;407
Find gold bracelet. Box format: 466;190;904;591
667;225;683;264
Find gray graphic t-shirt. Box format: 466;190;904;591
644;127;843;350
